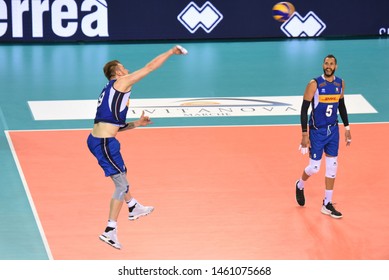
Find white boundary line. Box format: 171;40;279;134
4;131;53;260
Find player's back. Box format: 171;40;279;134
94;80;131;126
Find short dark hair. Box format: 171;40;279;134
324;54;337;64
103;60;120;80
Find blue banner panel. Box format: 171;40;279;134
1;0;389;42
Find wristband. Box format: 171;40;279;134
345;126;350;131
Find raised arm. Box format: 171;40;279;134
115;45;187;92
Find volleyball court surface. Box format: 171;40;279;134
1;38;389;260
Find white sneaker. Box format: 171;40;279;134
129;203;154;220
99;228;122;249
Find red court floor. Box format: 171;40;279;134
8;123;389;260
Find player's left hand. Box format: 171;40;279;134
299;145;309;155
137;111;153;127
345;130;352;146
299;134;310;155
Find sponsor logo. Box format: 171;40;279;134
129;97;294;117
319;95;340;103
319;82;327;88
28;95;377;120
281;11;326;37
0;0;108;38
177;1;223;33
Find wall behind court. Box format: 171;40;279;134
0;0;388;42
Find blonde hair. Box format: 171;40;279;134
103;60;120;80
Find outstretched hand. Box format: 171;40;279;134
136;111;153;127
173;45;188;55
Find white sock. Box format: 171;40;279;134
126;198;137;208
297;179;305;190
324;190;333;205
107;220;117;229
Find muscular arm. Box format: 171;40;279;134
338;98;349;126
299;80;317;151
338;80;349;126
300;100;310;133
115;46;185;92
338;80;352;145
118;122;136;132
118;111;152;132
300;80;316;132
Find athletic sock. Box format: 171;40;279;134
297;179;305;190
106;220;117;231
324;190;333;205
126;198;137;208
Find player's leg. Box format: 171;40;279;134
321;127;342;218
296;129;324;206
109;172;129;219
99;196;123;249
101;138;154;221
100;172;130;249
88;136;127;248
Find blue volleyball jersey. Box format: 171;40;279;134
309;75;343;129
94;79;131;126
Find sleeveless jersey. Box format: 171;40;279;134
94;79;131;127
309;75;343;129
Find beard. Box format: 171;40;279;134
323;68;335;77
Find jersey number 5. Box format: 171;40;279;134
326;104;333;117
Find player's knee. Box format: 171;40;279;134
111;173;129;200
325;156;338;178
305;159;321;176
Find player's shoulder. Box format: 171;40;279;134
307;79;318;89
334;75;343;81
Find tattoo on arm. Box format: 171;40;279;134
119;122;136;131
127;122;135;129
